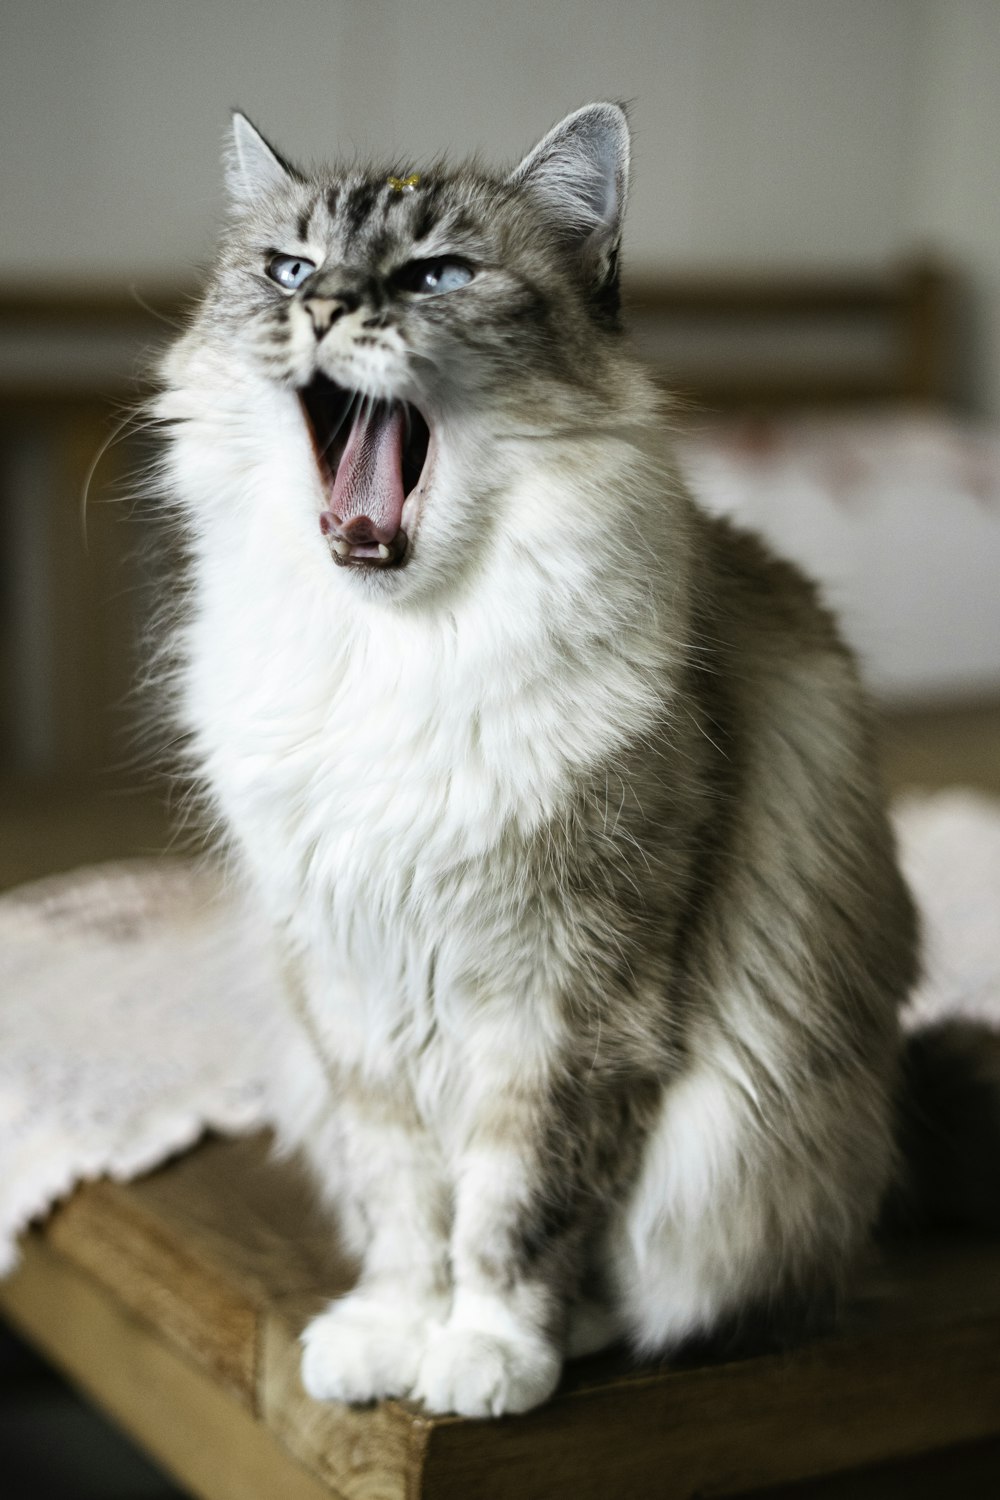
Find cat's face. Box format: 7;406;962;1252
168;106;632;601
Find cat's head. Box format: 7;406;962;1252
166;105;654;603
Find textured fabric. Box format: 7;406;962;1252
897;791;1000;1031
1;791;999;1273
676;412;1000;700
0;859;277;1274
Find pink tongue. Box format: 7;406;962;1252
330;403;406;543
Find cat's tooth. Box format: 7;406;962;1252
332;539;351;557
378;543;391;560
401;496;417;531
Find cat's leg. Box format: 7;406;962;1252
413;1021;647;1417
268;959;452;1403
272;1012;451;1403
413;1110;572;1415
298;1072;452;1402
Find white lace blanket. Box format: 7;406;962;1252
2;790;999;1274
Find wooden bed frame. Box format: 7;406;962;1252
0;254;956;406
625;257;954;410
0;258;959;776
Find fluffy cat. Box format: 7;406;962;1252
158;104;920;1418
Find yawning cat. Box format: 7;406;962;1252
158;104;920;1417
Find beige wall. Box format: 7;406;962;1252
912;0;1000;417
1;0;998;411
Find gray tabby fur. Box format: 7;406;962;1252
156;104;920;1417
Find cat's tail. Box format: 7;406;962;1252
890;1020;1000;1232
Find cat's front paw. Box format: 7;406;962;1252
414;1325;561;1417
300;1293;444;1404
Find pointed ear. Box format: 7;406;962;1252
225;112;299;206
510;103;630;286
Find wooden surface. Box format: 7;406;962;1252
877;699;1000;800
627;256;955;408
0;259;960;778
3;1132;1000;1499
0;775;180;891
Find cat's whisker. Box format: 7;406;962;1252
80;407;153;546
127;284;189;332
322;386;363;458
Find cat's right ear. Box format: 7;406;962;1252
225;113;299;207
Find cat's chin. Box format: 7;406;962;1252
298;374;432;575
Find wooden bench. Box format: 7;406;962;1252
2;1131;1000;1498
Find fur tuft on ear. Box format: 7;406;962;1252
225;112;299;207
510;103;630;290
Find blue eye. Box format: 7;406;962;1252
393;258;474;296
267;253;317;290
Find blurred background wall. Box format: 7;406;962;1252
0;0;998;846
1;0;998;414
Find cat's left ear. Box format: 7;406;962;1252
510;103;630;293
225;112;300;207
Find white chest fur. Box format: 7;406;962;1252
187;516;648;1013
171;397;681;1085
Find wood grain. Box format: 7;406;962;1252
261;1297;430;1500
4;1132;1000;1499
421;1317;1000;1499
45;1174;261;1401
44;1133;354;1402
0;1235;337;1500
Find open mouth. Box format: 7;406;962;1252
298;375;430;570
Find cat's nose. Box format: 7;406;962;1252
302;297;348;339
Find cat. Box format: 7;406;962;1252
157;103;922;1418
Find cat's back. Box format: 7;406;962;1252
691;506;871;764
680;505;918;1018
700;508;849;667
